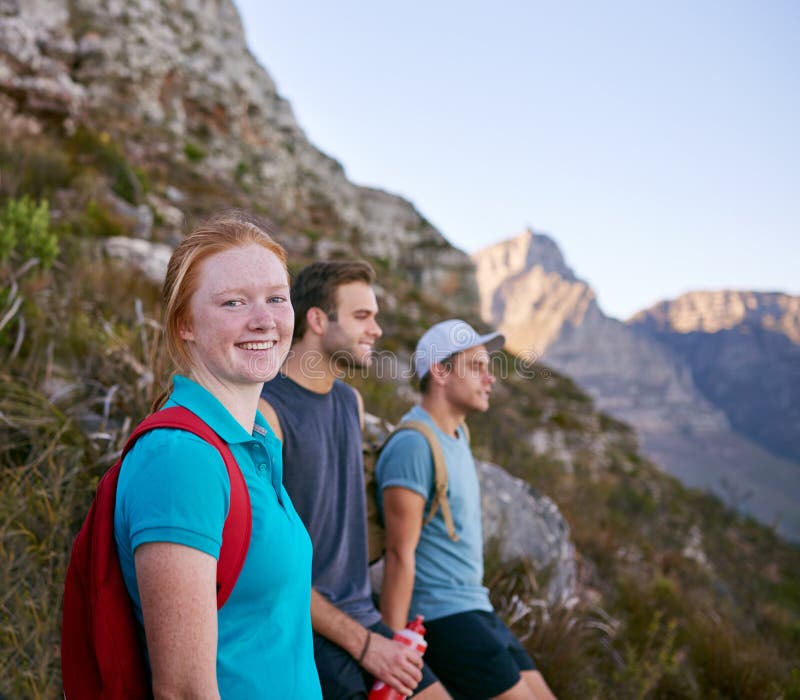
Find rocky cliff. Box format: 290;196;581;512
474;230;800;540
474;230;730;434
630;291;800;464
0;0;478;313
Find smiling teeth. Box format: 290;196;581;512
239;341;274;350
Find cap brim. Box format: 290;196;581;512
479;331;505;353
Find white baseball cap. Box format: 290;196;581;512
413;319;505;380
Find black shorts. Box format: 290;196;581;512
423;609;536;700
313;620;439;700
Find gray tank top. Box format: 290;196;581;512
261;373;380;626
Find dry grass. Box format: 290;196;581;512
0;377;92;699
1;222;164;697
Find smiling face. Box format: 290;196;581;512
321;281;382;368
442;343;496;413
179;243;294;391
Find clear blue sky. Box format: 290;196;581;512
235;1;799;320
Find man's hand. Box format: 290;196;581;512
361;632;423;697
310;589;422;695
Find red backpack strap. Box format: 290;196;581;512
125;406;252;608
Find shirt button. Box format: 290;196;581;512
257;463;268;473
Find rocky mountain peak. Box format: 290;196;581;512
473;229;587;352
478;228;577;283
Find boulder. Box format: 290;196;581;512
103;236;171;285
478;459;576;604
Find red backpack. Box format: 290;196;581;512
61;406;252;699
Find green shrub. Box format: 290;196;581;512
0;197;59;356
75;199;128;238
613;612;685;698
607;482;657;520
67;128;144;204
184;141;207;163
0;197;58;268
687;612;787;699
549;411;583;430
0;138;72;199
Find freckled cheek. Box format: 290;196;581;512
276;308;295;335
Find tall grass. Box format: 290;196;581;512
1;191;164;696
0;298;162;699
0;378;92;699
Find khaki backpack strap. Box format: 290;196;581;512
391;420;459;542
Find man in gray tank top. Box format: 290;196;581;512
260;261;449;700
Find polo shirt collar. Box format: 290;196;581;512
168;375;259;445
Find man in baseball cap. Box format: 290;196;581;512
375;320;558;699
412;319;505;385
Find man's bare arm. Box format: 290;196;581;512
380;486;426;632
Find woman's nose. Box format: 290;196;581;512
250;304;277;330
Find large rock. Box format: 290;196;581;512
477;460;576;604
103;236;171;285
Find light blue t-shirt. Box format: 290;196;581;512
375;405;493;621
114;375;322;699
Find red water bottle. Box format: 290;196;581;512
368;616;428;700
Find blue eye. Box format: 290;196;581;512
268;296;288;304
223;299;244;307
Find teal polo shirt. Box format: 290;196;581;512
375;405;493;622
114;375;321;699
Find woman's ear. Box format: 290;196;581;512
305;307;329;336
178;317;194;342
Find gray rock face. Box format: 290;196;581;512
630;291;800;464
0;2;86;119
474;232;800;540
0;0;478;315
103;236;172;285
477;460;576;604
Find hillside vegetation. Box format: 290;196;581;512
2;123;800;699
